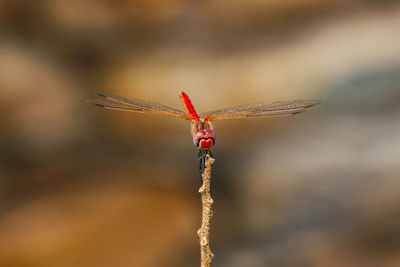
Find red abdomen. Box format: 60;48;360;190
179;92;200;121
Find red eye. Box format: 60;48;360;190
199;138;213;151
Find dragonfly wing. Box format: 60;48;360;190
87;91;190;119
201;100;320;120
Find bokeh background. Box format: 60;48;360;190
1;1;400;266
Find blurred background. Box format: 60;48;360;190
1;1;400;266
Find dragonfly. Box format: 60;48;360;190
87;91;320;178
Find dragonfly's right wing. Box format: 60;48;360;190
86;91;190;119
201;99;321;120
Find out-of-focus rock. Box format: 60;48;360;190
0;43;82;154
0;181;197;267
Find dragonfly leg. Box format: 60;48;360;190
198;150;214;184
198;150;206;183
202;150;213;192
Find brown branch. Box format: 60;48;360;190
197;155;215;267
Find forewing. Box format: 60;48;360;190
201;100;320;120
86;91;189;119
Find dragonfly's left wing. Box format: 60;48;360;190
201;99;320;120
86;91;190;119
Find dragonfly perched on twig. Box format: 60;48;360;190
87;91;320;179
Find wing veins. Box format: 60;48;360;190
87;92;189;119
94;91;186;115
201;100;320;120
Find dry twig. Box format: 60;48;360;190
197;155;215;267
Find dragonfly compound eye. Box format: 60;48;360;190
199;138;213;151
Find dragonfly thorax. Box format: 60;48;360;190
191;119;216;151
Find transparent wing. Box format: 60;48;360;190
201;100;321;120
86;91;190;119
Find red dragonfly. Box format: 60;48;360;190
87;91;320;176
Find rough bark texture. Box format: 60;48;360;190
197;156;215;267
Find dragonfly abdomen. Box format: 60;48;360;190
179;92;200;121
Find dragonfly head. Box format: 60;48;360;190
191;119;216;151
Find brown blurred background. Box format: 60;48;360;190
1;1;400;266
